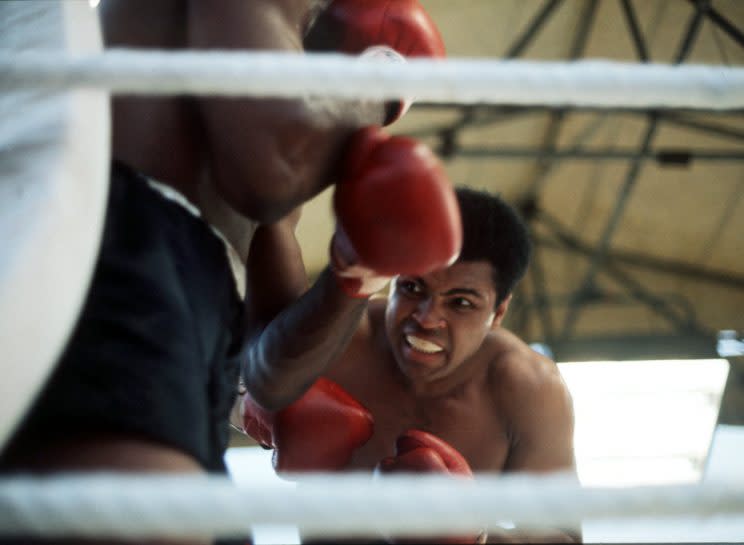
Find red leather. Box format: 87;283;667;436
377;429;473;477
242;377;374;472
310;0;445;124
329;225;392;298
333;126;462;278
376;430;483;544
241;397;273;448
320;0;446;58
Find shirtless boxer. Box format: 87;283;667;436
242;187;581;543
0;0;452;499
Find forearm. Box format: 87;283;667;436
242;266;367;410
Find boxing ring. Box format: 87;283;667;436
1;470;743;541
2;0;744;541
3;47;744;109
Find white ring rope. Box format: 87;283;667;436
1;473;743;539
1;50;744;109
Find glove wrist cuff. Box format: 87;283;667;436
330;254;390;300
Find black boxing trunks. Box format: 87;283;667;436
1;161;244;473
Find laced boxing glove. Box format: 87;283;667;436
241;377;373;472
376;430;485;544
331;126;462;298
306;0;446;124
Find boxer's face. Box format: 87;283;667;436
385;261;504;384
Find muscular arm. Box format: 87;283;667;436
504;367;576;473
497;359;582;543
6;436;207;545
188;0;385;224
240;210;368;410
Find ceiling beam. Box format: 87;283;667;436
536;211;703;335
520;1;600;340
449;146;744;163
535;205;744;291
560;4;707;339
691;0;744;49
620;0;650;61
504;0;564;58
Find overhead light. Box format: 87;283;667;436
717;330;744;357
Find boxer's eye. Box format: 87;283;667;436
450;297;474;310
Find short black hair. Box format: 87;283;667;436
455;187;532;305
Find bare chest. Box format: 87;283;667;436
328;364;511;473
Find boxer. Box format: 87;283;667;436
241;188;581;543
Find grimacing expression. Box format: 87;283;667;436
384;260;504;383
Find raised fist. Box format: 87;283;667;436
331;126;462;298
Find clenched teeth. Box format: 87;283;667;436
405;335;443;354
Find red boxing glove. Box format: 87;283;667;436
376;430;485;544
241;377;373;473
331;126;462;298
306;0;446;124
317;0;446;58
330;223;393;298
376;429;473;477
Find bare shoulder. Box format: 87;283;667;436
325;296;387;377
348;296;388;348
485;329;561;384
367;296;388;328
486;330;577;476
485;329;571;407
188;0;311;51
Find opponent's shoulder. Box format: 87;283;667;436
188;0;315;50
101;0;186;48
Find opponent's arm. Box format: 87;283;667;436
242;127;461;410
188;0;386;224
6;436;207;545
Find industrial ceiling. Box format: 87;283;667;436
296;0;744;362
